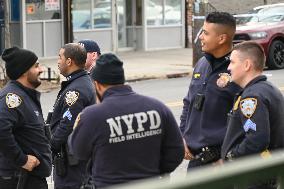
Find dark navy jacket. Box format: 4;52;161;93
69;85;184;188
50;69;96;187
180;54;240;151
0;81;52;177
221;75;284;159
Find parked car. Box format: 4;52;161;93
234;3;284;69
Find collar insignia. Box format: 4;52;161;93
217;73;231;88
240;98;257;118
65;91;79;106
6;93;22;109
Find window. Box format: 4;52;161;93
11;0;20;21
93;0;111;28
72;0;112;30
165;0;181;25
147;0;182;26
26;0;61;21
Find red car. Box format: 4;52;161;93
234;4;284;69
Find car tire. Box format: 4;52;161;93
267;40;284;69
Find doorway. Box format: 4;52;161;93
116;0;142;51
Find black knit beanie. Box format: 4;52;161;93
2;47;38;80
91;53;125;84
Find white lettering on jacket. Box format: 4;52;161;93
106;110;162;143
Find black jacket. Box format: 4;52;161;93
180;53;240;151
50;69;96;188
70;85;184;188
0;81;52;177
222;75;284;159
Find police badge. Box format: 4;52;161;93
65;91;79;106
216;73;231;88
6;93;22;108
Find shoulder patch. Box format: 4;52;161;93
6;93;22;108
65;91;79;106
240;98;257;118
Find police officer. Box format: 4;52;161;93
0;47;52;189
50;43;96;189
222;42;284;170
78;39;101;72
180;12;241;169
222;41;284;189
69;53;184;188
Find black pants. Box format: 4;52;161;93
0;175;47;189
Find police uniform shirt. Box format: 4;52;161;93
0;81;52;177
221;75;284;159
50;69;96;187
69;85;184;188
180;53;241;152
50;69;96;152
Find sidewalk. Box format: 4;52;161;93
39;48;193;83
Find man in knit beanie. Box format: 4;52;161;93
0;47;52;188
69;53;184;188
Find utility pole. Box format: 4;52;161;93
3;0;10;48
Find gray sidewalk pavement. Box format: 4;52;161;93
39;48;193;83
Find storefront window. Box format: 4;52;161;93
72;0;91;29
72;0;111;30
26;0;61;21
147;0;182;26
147;0;163;25
11;0;20;21
93;0;112;28
165;0;181;25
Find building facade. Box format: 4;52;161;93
2;0;186;58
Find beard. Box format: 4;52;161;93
27;73;41;88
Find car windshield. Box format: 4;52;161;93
236;5;284;24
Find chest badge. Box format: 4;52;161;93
65;91;79;106
240;98;257;118
6;93;22;109
216;73;231;88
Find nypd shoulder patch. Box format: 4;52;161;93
240;98;257;118
65;91;79;106
6;93;22;109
